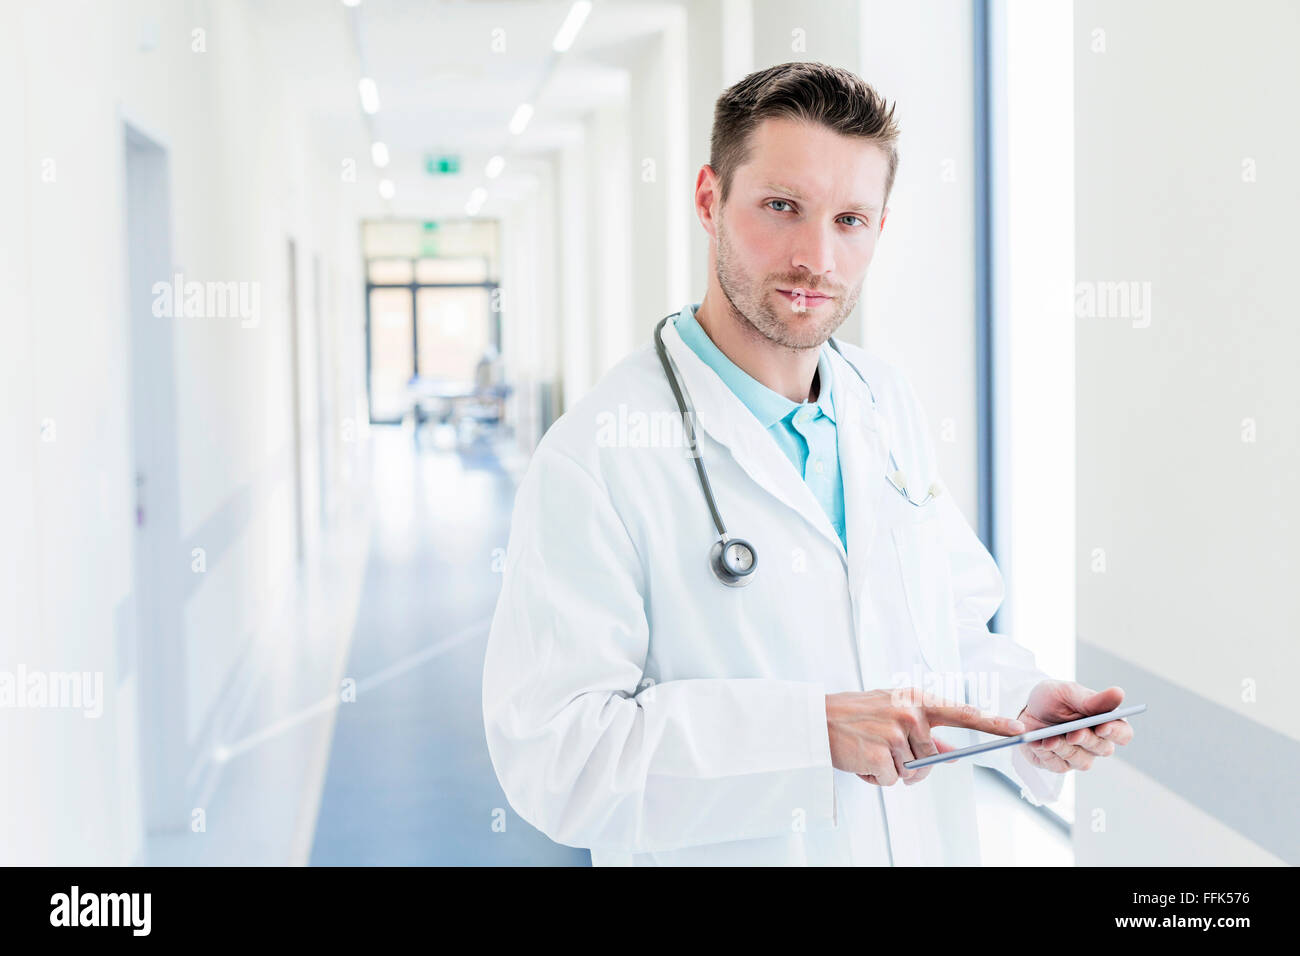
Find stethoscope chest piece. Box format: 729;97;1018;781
710;536;757;587
653;311;916;590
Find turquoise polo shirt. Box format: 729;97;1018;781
673;302;847;550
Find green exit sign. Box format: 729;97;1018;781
426;154;460;174
420;221;439;255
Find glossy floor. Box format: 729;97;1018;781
145;424;1068;866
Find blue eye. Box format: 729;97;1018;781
767;200;867;228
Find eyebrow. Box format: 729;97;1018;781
762;183;880;214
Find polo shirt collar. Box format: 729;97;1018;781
673;302;836;428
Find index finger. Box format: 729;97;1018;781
923;701;1025;736
1096;718;1134;745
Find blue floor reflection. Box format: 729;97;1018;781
309;426;590;865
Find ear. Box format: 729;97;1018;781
696;165;721;238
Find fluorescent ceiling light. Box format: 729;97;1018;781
359;77;380;114
378;178;395;199
552;2;592;52
465;187;487;216
508;103;533;135
485;155;505;179
371;142;389;167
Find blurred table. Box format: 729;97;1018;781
406;376;512;445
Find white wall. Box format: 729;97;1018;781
1;0;372;864
686;0;754;303
0;0;39;867
627;19;689;369
1074;0;1299;864
558;133;593;404
589;98;634;378
857;0;981;526
500;160;559;460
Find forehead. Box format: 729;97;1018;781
734;115;889;209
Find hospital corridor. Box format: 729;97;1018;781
3;0;1296;876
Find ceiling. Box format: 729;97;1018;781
294;0;684;219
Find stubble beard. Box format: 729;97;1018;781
714;216;862;352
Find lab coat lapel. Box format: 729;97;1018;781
660;319;847;561
825;346;892;602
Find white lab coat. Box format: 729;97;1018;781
482;314;1064;865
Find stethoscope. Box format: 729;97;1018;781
653;312;944;588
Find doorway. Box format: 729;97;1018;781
124;122;187;834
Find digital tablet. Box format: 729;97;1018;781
902;703;1147;770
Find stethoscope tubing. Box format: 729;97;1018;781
653;311;939;586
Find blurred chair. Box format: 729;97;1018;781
406;371;512;449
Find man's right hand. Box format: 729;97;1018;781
825;687;1025;787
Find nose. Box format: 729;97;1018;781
790;220;836;281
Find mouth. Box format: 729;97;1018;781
777;288;833;307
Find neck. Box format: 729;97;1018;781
694;292;821;404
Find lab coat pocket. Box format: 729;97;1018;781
888;504;949;674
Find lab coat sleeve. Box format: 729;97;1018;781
890;368;1064;807
938;491;1066;807
482;444;837;854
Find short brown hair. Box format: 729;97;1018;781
709;61;901;209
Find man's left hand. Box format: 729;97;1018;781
1015;680;1134;773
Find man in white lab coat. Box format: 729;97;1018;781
482;62;1134;865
